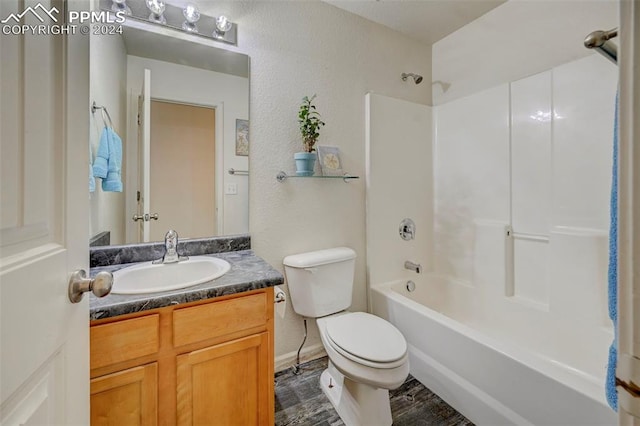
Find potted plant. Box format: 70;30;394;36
295;94;325;176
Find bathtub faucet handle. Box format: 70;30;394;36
404;260;422;274
399;218;416;241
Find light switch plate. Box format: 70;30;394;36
225;183;238;195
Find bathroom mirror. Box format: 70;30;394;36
90;20;249;246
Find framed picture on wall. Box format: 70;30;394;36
235;119;249;156
317;145;343;176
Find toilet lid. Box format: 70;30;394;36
325;312;407;364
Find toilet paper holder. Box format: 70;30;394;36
274;287;286;303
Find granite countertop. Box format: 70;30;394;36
90;250;284;321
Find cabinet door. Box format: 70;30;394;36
90;363;158;426
176;332;271;426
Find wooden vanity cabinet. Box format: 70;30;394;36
89;288;274;426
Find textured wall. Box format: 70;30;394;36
194;1;432;366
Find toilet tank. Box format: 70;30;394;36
283;247;357;318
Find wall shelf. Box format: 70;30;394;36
276;171;359;183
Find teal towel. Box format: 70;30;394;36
605;90;618;411
92;127;109;179
102;127;123;192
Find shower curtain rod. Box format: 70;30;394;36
584;28;618;64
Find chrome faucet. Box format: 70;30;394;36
404;260;422;274
153;230;188;264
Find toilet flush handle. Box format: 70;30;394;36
304;268;318;274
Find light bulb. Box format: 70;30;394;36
145;0;166;24
215;15;232;34
183;4;200;23
182;4;200;32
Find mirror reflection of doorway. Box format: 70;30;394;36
148;100;216;241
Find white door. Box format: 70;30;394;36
618;1;640;424
136;69;152;243
0;0;90;424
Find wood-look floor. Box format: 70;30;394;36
274;357;474;426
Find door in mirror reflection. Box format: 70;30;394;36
137;68;151;242
145;100;216;241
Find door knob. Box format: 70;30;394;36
68;270;113;303
133;213;159;222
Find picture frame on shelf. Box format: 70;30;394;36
235;119;249;156
317;145;343;176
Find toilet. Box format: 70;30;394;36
283;247;409;426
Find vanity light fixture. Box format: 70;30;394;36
182;4;200;33
111;0;131;15
100;0;237;45
145;0;166;24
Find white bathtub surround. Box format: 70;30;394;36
365;93;433;291
371;278;617;426
434;55;617;302
429;54;616;423
366;53;617;424
433;84;510;284
424;54;617;424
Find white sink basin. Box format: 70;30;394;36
111;256;231;295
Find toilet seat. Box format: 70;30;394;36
324;312;407;369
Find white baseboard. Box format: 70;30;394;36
275;343;326;373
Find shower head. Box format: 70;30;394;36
402;72;423;84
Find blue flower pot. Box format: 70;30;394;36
294;152;316;176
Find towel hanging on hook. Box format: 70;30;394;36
90;100;123;192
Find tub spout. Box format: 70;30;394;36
404;261;422;274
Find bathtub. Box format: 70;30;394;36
371;276;617;426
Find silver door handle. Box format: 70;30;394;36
133;213;159;222
68;270;113;303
